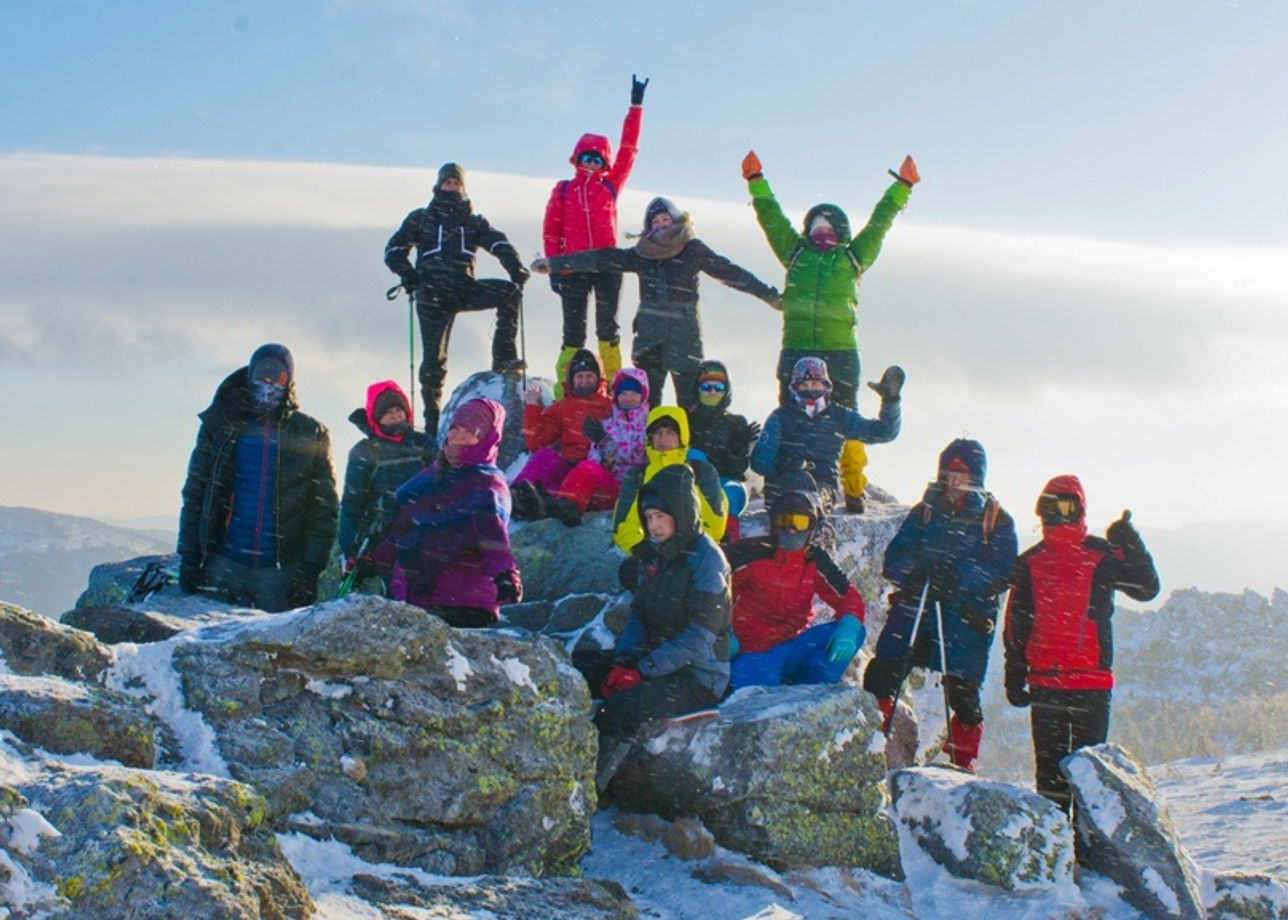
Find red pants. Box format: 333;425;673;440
514;446;573;492
558;460;622;512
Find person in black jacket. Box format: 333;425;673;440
385;163;531;434
177;343;338;612
533;197;779;406
685;360;759;537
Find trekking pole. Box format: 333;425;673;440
933;598;955;761
884;580;931;738
334;536;372;600
518;295;528;392
387;283;417;421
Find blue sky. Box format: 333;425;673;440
2;1;1287;547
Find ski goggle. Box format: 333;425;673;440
698;381;727;394
773;512;814;533
1037;493;1082;524
578;152;605;165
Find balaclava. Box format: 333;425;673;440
248;343;293;415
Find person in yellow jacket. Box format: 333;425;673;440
611;406;727;552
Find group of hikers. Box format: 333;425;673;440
176;75;1160;813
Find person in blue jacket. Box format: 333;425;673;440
862;439;1017;772
751;356;902;511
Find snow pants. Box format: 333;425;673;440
415;277;521;431
558;459;622;512
593;669;719;744
513;447;574;493
1029;687;1111;813
557;271;621;347
730;620;852;690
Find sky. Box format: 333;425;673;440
1;0;1286;536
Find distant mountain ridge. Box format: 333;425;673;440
0;506;174;617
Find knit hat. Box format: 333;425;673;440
614;375;644;396
790;356;831;390
248;343;293;385
435;162;466;191
646;415;681;439
697;367;728;387
373;388;409;421
449;398;494;441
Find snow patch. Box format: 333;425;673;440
444;643;472;691
1064;757;1125;834
819;725;860;762
491;655;535;691
306;678;353;700
1140;865;1181;915
3;807;60;854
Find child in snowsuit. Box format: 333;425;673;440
542;368;652;527
862;439;1018;772
544;75;648;389
1003;476;1159;812
724;470;867;689
751;357;902;512
385;163;531;435
373;398;522;628
535;197;778;407
741;150;918;511
178;343;337;613
595;463;732;792
612;406;727;553
685;360;760;538
510;348;612;520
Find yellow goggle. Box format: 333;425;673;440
773;512;814;533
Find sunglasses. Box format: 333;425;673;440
1038;494;1082;523
773;512;814;533
698;381;727;394
578;152;605;165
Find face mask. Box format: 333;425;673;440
698;391;724;408
435;189;463;205
809;229;840;250
776;529;811;552
251;381;286;412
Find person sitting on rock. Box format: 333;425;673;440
540;368;652;527
1003;476;1159;812
751;356;902;513
595;463;733;792
337;380;433;588
684;360;760;541
724;470;867;690
862;439;1017;772
611;406;727;553
372;398;522;628
510;348;612;521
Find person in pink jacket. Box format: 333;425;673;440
543;74;648;391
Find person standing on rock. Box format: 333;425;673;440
741;149;918;512
595;463;733;791
1003;475;1159;811
862;439;1017;772
178;343;338;612
724;470;867;689
384;162;531;435
372;398;522;628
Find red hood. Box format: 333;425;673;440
1039;473;1088;543
570;132;612;170
365;379;411;442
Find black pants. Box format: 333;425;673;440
863;651;983;724
427;606;496;629
415;278;521;430
593;670;718;744
777;348;860;407
558;271;621;347
1029;687;1111;813
635;345;699;409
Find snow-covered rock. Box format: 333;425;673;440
888;765;1074;892
0;602;111;682
608;683;900;876
61;602;193;644
1064;742;1205;920
1206;870;1288;920
347;871;640;919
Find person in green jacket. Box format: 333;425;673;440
740;150;919;512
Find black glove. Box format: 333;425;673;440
631;74;649;105
178;557;201;594
926;560;959;601
549;274;563;295
287;563;322;607
400;270;419;293
583;415;607;444
346;554;377;579
493;569;523;605
867;365;906;402
511;265;531;289
1106;510;1141;550
744;420;762;448
618;556;641;592
1005;666;1031;708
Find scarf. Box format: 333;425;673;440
633;216;696;261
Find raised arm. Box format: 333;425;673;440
849;156;917;270
743;151;803;268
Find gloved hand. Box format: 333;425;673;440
601;665;643;698
510;265;531;289
400;270;419;293
618;556;641;592
549;274;563;295
346;554;376;579
744;420;762;447
825;615;866;666
741;150;764;181
867;365;906;402
1106;510;1141;550
631;74;649;105
889;155;920;187
958;606;995;635
287;563;322;607
583;416;607;444
493;569;523;605
178;557;201;594
1005;666;1031;708
926;561;959;601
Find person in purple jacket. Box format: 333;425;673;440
372;398;523;627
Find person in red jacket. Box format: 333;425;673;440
723;471;867;689
543;74;648;391
1003;475;1160;813
510;348;612;520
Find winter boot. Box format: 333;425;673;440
553;345;579;399
844;494;865;514
493;357;527;375
546;495;583;528
839;439;868;507
598;339;623;382
877;697;896;734
510;481;547;522
595;739;633;797
944;716;983;772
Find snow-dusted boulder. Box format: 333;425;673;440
1063;743;1205;920
502;590;631;657
1206;871;1288;920
0;602;110;682
0;738;312;920
888;765;1074;892
509;512;627;601
348;871;640;919
607;683;900;876
439;369;549;474
62;602;191;644
144;595;596;877
0;673;159;768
